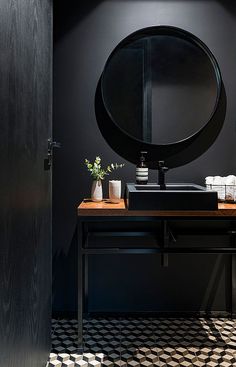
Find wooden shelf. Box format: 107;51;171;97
78;199;236;217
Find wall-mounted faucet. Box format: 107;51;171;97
158;161;169;190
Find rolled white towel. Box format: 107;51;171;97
212;176;225;200
225;175;236;201
205;176;214;185
213;176;224;185
225;175;236;185
222;177;227;185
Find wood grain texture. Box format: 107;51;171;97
0;1;52;366
78;199;236;217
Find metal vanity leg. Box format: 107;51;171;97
78;219;84;351
83;223;89;313
232;254;236;318
161;220;169;267
231;222;236;318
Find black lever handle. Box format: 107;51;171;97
48;139;62;150
158;160;168;171
44;138;62;170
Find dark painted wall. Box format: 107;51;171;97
53;0;236;314
0;0;52;366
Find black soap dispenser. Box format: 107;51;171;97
136;151;148;185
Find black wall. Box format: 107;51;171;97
53;0;236;314
0;1;52;366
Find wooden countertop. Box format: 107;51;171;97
78;199;236;217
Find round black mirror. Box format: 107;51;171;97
95;26;226;168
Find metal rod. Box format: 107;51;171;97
82;247;236;255
88;231;158;237
230;221;236;318
161;220;168;267
83;223;89;314
77;220;84;351
87;229;235;237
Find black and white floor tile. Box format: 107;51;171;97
49;317;236;366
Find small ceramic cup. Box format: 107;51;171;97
109;180;121;203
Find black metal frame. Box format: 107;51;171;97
77;215;236;350
95;26;227;168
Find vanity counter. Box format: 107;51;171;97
77;199;236;350
78;199;236;217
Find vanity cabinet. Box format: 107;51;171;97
77;199;236;349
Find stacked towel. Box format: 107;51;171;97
225;175;236;185
225;175;236;201
205;175;236;201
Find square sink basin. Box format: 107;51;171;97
125;183;218;210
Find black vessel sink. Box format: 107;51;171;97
125;183;218;210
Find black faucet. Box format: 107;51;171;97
158;161;169;190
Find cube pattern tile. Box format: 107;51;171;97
49;317;236;366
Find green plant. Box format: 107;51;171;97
85;156;124;181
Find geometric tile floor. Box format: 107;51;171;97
49;318;236;366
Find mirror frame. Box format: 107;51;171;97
95;26;226;169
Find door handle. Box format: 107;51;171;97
48;139;62;150
44;138;62;170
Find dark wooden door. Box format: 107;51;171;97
0;1;52;366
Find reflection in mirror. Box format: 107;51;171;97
102;33;219;144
